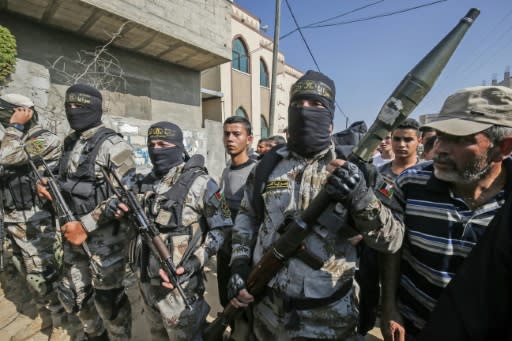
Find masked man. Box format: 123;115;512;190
228;70;403;340
37;84;135;341
124;121;232;340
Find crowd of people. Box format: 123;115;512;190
0;69;511;341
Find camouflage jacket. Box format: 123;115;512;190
143;163;233;281
0;125;61;222
232;144;403;298
61;124;135;233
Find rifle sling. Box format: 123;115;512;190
264;278;353;312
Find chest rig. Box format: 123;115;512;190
1;129;48;211
58;127;118;216
139;154;208;236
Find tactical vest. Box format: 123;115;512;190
139;154;208;236
58;127;118;216
2;129;48;211
252;122;381;334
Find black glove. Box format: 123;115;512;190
227;259;251;301
104;197;122;219
177;255;201;284
326;162;375;212
351;158;382;190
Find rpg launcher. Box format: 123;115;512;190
203;8;480;341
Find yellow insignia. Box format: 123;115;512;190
265;180;288;191
25;139;45;156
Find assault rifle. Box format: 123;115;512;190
100;164;193;310
23;147;100;276
204;8;480;341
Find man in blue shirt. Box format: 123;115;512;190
380;85;512;341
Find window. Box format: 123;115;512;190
232;38;249;73
260;59;269;87
261;115;269;138
235;107;247;118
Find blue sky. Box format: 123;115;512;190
235;0;512;132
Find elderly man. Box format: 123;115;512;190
380;86;512;341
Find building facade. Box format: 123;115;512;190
201;2;303;142
0;0;232;177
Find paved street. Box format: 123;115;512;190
0;255;383;340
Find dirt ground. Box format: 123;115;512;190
0;255;383;340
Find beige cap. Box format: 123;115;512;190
0;93;34;108
423;86;512;136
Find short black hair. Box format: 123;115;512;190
268;135;286;145
394;118;420;134
224;116;252;135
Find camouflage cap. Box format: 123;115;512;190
424;86;512;136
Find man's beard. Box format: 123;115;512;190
433;151;494;184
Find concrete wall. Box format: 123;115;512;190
82;0;232;62
0;12;228;179
0;13;204;134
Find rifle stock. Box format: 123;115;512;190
204;8;479;341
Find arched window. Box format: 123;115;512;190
235;107;247;118
260;59;269;87
261;115;269;138
232;38;249;73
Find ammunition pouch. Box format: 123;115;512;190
266;279;353;312
59;178;109;216
277;217;324;270
95;288;129;321
3;170;39;211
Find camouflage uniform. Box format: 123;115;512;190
232;145;403;340
56;124;135;340
0;124;64;323
137;161;232;341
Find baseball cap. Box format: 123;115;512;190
423;86;512;136
0;93;34;108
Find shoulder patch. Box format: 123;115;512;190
377;181;395;199
25;137;46;156
265;180;288;191
209;190;230;218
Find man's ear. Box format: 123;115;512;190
247;134;254;146
499;136;512;159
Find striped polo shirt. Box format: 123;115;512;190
394;158;512;335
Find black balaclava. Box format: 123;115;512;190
65;83;103;132
287;70;336;158
147;121;186;176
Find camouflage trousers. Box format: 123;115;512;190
6;214;62;307
139;281;210;341
56;224;132;341
252;288;362;340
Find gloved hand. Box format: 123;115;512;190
326;162;375;212
103;197;129;220
227;258;251;301
177;256;201;284
351;158;382;190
